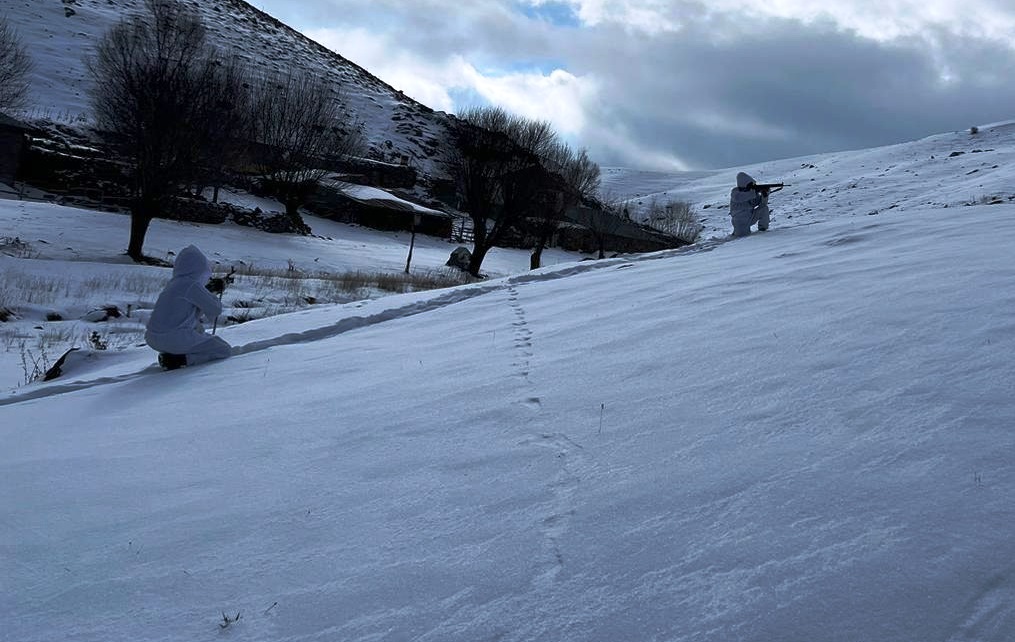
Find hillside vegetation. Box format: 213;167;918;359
15;0;452;174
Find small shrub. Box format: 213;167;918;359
374;272;411;294
968;194;1005;206
0;306;13;322
227;310;255;324
0;236;39;259
218;611;242;630
19;339;52;385
233;264;472;304
88;331;108;350
645;198;703;243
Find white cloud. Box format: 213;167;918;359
461;65;599;136
287;0;1015;170
741;0;1015;43
551;0;1015;44
307;25;600;139
305;26;461;112
591;122;693;170
683;110;795;142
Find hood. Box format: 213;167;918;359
736;172;755;189
172;245;211;282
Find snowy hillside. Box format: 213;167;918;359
8;0;453;176
3;196;1015;640
604;121;1015;239
5;110;1015;638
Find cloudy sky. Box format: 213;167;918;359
254;0;1015;171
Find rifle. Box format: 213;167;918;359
754;182;787;195
208;266;236;335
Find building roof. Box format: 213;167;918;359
333;181;450;218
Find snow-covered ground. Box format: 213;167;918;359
0;195;586;392
3;125;1015;640
604;121;1015;239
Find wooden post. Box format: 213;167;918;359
405;213;421;273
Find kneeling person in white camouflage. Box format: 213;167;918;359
146;245;232;369
729;171;770;237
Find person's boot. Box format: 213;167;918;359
158;353;187;370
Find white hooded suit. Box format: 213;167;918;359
145;245;231;365
729;171;769;237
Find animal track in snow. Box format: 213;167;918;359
520;432;589;586
506;285;533;384
947;574;1015;642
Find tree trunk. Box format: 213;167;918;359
468;244;491;277
530;244;544;270
285;199;310;235
127;203;154;262
468;214;491;276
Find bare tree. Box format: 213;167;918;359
249;67;365;234
582;192;628;258
645;198;702;243
449;108;540;276
527;142;600;269
0;15;33;113
496;118;558;270
89;0;225;261
451;106;597;276
486;112;556;244
189;56;254;203
458;109;601;270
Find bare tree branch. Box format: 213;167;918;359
448;107;538;276
583;190;628;258
249;67;365;233
0;16;33;113
450;106;600;275
528;142;601;268
88;0;228;260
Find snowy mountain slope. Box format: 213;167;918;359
604;121;1015;239
9;0;453;176
3;200;1015;641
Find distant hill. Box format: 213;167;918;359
602;122;1015;239
10;0;455;182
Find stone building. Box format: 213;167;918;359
0;112;30;187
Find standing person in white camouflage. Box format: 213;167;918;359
729;171;770;237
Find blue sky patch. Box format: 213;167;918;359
496;59;569;76
447;86;490;113
515;1;580;28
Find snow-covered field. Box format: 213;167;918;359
605;121;1015;239
3;125;1015;640
0;194;585;392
